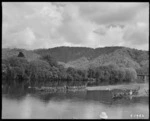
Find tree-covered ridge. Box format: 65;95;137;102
89;54;141;69
34;46;149;70
67;57;90;69
34;46;124;63
65;47;148;70
2;46;149;70
112;48;149;66
2;46;149;69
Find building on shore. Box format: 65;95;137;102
137;74;149;83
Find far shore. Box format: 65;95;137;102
86;83;149;96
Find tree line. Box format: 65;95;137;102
2;52;140;88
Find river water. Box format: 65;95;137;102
2;88;149;119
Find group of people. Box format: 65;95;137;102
112;90;137;99
112;86;140;99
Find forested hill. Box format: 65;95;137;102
34;46;149;70
34;46;124;63
2;46;149;71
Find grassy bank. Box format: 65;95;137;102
86;83;149;96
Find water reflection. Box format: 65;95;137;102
2;87;149;119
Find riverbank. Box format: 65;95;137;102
86;83;149;96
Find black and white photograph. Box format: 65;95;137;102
2;2;149;119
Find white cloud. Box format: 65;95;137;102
123;24;148;46
2;2;64;49
93;25;124;48
2;2;149;50
78;2;148;25
3;27;36;49
93;25;108;35
57;3;97;46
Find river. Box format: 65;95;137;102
2;88;149;119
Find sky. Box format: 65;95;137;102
2;2;149;50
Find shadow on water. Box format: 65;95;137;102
2;84;29;100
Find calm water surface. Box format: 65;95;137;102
2;88;149;119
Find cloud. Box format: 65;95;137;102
77;2;149;49
3;27;36;49
93;25;108;35
93;25;124;48
2;2;149;50
123;23;149;47
2;2;64;49
122;5;149;50
57;3;97;46
78;2;148;25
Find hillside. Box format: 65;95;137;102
66;50;141;70
34;46;123;63
2;46;149;71
34;46;149;70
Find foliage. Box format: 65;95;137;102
18;52;25;58
87;64;138;85
34;46;123;63
2;46;148;88
34;46;148;71
40;54;58;67
123;68;137;83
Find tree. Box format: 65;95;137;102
6;56;29;69
29;59;51;86
117;67;126;83
2;56;30;86
136;66;149;75
40;55;58;67
88;68;96;78
18;52;25;58
124;68;137;83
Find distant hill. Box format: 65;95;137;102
2;46;149;70
34;46;149;70
34;46;123;63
